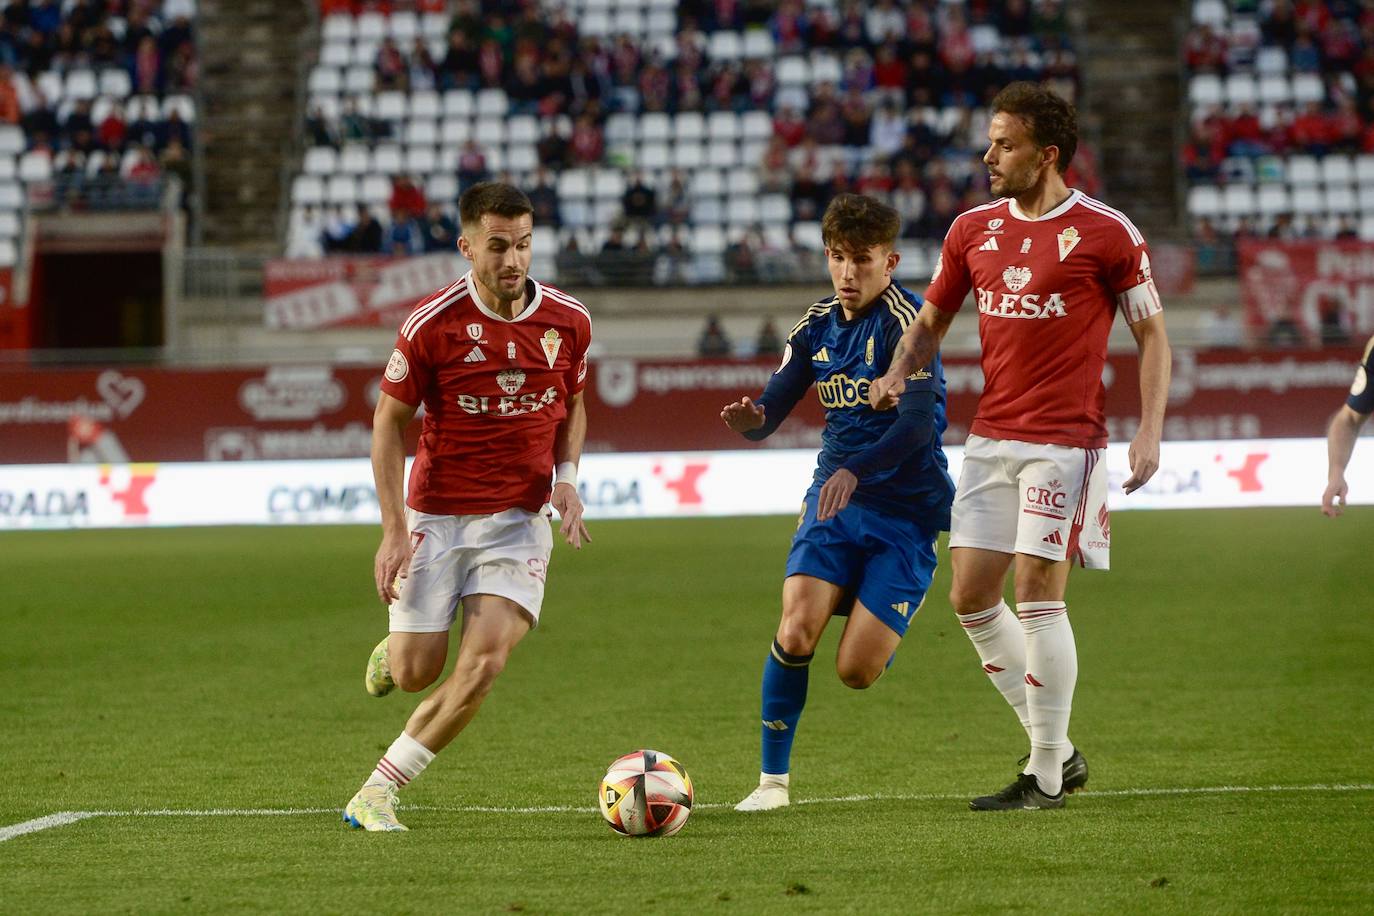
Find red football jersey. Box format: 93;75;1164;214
925;190;1162;448
380;271;592;515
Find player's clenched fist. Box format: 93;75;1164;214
868;373;902;410
721;396;766;432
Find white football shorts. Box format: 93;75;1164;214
949;434;1110;569
389;506;554;632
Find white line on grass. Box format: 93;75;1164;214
4;783;1371;843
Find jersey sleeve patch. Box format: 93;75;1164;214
384;348;409;383
1117;251;1162;324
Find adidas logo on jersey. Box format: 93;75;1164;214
464;346;486;363
979;237;999;251
812;347;830;363
1042;529;1064;546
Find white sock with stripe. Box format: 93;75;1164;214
1018;601;1076;796
366;732;435;789
957;601;1031;736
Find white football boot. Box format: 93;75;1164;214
735;773;790;812
343;781;408;831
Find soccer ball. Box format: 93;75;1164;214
597;749;694;837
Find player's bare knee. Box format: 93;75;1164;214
394;658;443;692
949;582;998;615
836;659;880;690
775;615;822;657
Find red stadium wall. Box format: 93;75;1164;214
0;348;1360;465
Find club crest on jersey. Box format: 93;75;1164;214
987;218;1004;232
1057;226;1080;261
540;329;562;368
1003;265;1032;292
467;322;483;340
865;336;874;365
384;348;408;382
497;368;525;395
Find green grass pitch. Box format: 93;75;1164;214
2;508;1372;913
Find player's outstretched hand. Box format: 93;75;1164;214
1122;432;1160;495
1322;478;1347;517
721;396;766;432
552;482;591;548
816;468;858;521
374;530;414;605
868;373;902;411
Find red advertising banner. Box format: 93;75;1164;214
0;348;1362;465
0;268;26;349
263;254;466;330
1238;240;1374;342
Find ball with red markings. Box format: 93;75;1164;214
597;749;694;837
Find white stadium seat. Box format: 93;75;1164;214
1287;155;1320;186
326;174;358;205
303;146;337;176
1255;184;1289;216
1321;155;1354;186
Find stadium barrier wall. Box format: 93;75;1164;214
0;347;1363;463
0;438;1358;530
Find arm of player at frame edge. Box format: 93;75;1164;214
1322;404;1369;517
868;301;956;410
1122;311;1171;495
372;391;419;604
551;390;591;549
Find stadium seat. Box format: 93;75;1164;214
1356;155;1374;187
727;168;760;196
441;118;471;146
360;173;391;206
505;144;537;174
35;70;62;104
476;89;509;118
740;110;772;142
356;12;386;42
1358;185;1374;213
17;151;50;183
1223;73;1257;108
639;112;671;143
322;14;353;42
1292;72;1324;105
759;194;791;224
1321;155;1354;186
351;40;379;67
405;120;438;147
691;223;727;255
1291;186;1324;215
304;146;337;176
1255;46;1287;75
1325;185;1356;214
1256;184;1290;216
689;169;724;198
646;9;675;36
309;66;342;95
726;196;760;228
791;221;824;251
63;69;97;101
1221;184;1256;218
1192;0;1228;27
637;142;670;171
1188;74;1223;108
326;175;358;206
98;68;131;98
706;111;741;143
404;147;437;175
320;41;351;68
375;91;408;122
372;145;403;175
421;12;448;39
776;56;809;87
1257;74;1290;106
442;89;475;118
1287;155;1320;186
672;143;705;170
1360;214;1374;241
706;140;738;169
344;66;374;94
742;30;775;59
473;117;506;145
409;90;441;120
0;239;17;267
592;168;626;199
557;168;592;200
690;196;724;224
0;156;15;182
809;52;842;86
0;125;24;157
338;145;369;175
709;31;742;61
427;173;458;204
674;112;706;143
0;211;20;238
507;115;539;146
389;11;419;42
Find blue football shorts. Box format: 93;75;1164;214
784;484;939;636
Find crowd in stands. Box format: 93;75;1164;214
297;0;1093;281
0;0;197;212
1185;0;1374;245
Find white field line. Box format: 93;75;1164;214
4;783;1371;843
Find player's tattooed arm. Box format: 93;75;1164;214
870;301;954;410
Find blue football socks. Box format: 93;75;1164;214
759;639;813;776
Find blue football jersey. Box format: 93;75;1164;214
746;283;954;531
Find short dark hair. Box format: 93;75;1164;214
459;181;534;232
820;193;901;252
990;81;1078;174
